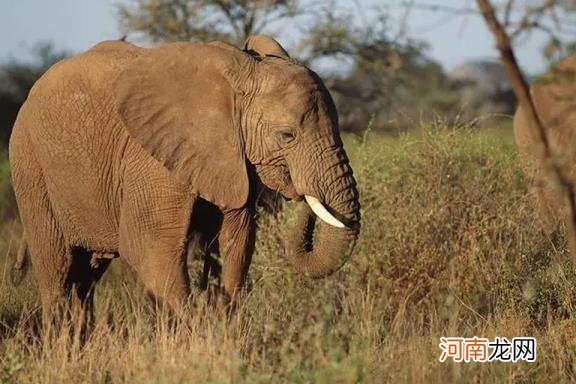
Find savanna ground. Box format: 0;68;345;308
1;121;576;383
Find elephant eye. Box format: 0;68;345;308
276;128;296;144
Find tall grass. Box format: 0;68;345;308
1;125;576;383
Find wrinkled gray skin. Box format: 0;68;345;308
514;54;576;229
9;35;360;327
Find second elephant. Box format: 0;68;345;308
514;54;576;229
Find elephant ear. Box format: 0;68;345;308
115;43;251;209
243;35;290;59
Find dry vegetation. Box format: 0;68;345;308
1;124;576;383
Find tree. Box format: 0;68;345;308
117;1;463;134
118;0;301;45
548;0;576;58
328;39;461;133
297;4;461;133
0;42;69;148
500;0;576;62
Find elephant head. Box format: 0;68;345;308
114;35;360;278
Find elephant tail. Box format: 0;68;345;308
10;238;29;286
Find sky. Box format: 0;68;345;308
0;0;119;62
0;0;568;75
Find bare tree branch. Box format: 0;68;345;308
504;0;515;27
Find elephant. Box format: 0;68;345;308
514;53;576;229
9;35;361;327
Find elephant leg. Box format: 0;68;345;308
531;176;563;231
137;248;191;314
220;208;255;300
11;153;72;328
29;224;71;329
119;187;196;314
17;199;104;335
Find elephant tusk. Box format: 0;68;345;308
304;195;346;229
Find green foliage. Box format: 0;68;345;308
329;41;461;134
299;4;462;133
1;125;576;382
0;352;24;384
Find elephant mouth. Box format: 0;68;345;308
252;164;350;230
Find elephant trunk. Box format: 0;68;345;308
285;148;360;278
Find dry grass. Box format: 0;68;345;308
1;124;576;383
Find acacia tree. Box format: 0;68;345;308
118;0;302;44
296;5;457;133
